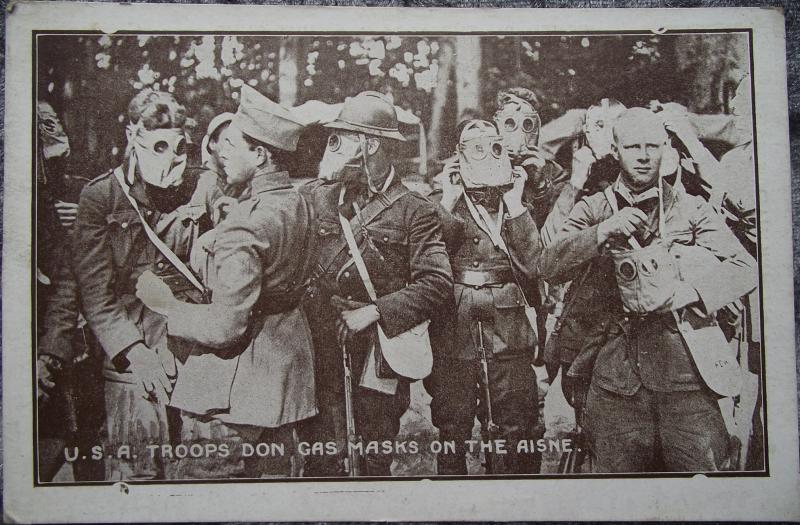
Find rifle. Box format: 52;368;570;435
342;341;361;477
477;321;500;473
558;393;590;473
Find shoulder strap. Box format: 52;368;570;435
112;167;205;293
319;182;409;273
338;212;378;302
462;192;509;254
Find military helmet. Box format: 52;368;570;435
324;91;406;142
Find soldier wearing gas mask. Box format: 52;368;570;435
539;108;756;473
73;89;209;480
493;88;566;228
298;91;453;477
424;119;544;475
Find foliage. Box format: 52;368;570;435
36;32;747;177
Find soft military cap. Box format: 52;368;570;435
325;91;406;142
233;85;304;151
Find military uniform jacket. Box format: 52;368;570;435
301;176;453;383
166;169;317;429
73;168;208;383
436;196;542;360
539;179;756;394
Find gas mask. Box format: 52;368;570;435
127;122;188;189
457;120;513;190
493;98;540;157
319;131;386;191
37;102;70;160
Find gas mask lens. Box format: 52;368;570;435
503;118;516;132
327;133;342;152
491;141;503;158
522;117;536;133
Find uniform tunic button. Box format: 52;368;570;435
383;236;389;242
604;242;611;249
473;237;480;244
344;271;350;278
472;261;479;268
319;228;326;234
157;262;165;270
346;295;353;300
121;222;128;229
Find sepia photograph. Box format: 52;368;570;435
4;3;797;522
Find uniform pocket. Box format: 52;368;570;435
105;210;142;268
491;283;526;309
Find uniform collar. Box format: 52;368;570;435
250;168;293;194
613;173;663;206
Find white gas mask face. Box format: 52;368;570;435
494;102;540;156
457;121;513;189
128;124;188;188
37;102;71;160
318;131;365;182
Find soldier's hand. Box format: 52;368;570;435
570;145;597;190
561;368;589;410
136;270;177;316
337;304;380;347
54;200;79;229
438;159;463;211
126;343;172;403
597;207;649;244
661;109;699;146
503;167;528;217
37;354;63;402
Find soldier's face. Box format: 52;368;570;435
583;107;614;158
318;131;363;183
614;121;665;191
131;127;187;188
218;124;261;185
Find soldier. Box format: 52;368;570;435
298;91;453;477
73;89;208;480
539;108;757;472
424;119;543;475
135;86;316;479
493;87;566;228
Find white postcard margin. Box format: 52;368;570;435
3;3;797;522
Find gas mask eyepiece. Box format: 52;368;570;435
128;123;188;189
494;99;540;156
456;120;513;189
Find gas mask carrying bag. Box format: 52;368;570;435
603;184;742;397
338;206;433;386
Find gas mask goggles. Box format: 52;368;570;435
456;120;513;190
319;131;387;191
493;98;540;158
127;122;188;189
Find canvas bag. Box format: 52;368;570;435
338;205;433;389
603;183;742;397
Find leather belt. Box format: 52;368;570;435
453;267;514;288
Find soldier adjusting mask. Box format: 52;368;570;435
493;95;541;157
457;120;513;191
128;122;188;189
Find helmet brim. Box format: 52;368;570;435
324;121;407;142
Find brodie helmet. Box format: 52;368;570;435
324;91;406;142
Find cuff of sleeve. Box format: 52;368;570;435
374;296;409;338
101;327;145;362
111;340;143;372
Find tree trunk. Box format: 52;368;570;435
454;36;482;119
428;37;455;171
278;37;299;107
